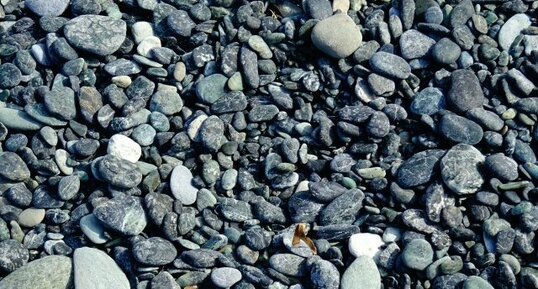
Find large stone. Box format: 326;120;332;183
0;152;31;181
340;256;381;289
439;114;483;145
440;144;485;195
74;247;129;289
25;0;70;16
498;13;531;50
311;13;362;58
447;69;484;113
369;52;411;79
397;149;445;188
107;134;142;163
132;237;177;266
399;29;436;59
0;255;72;289
64;15;127;56
93;196;147;235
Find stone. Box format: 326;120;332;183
199;116;226;152
149;90;183;116
0;63;21;89
25;0;69;16
348;233;384;258
170;165;198;205
432;38;461;64
269;254;306;277
310;259;340;289
104;59;142;76
369;51;411;79
18;208;45;227
133;237;177;266
320;189;364;225
498;13;531;50
78;86;103;123
397;149;445;188
311;13;362;58
440;144;485;195
485;153;518;182
0;152;31;181
303;0;333;19
0;255;72;289
93;196;147;235
248;35;273;59
399;29;436;59
401;239;434;270
107;134;142;163
196;74;228;104
151;271;181;289
340;256;381;289
97;155;142;188
74;247;129;289
211;91;248;114
439;114;483;145
248;105;279;122
43;88;76;121
132;124;156;146
64;15;127;56
448;0;474;28
79;213;108;244
131;21;154;44
167;10;196;37
0;239;29;272
463;276;495;289
432;273;467;289
137;36;161;57
211;267;243;288
0;108;43;131
447;69;484;113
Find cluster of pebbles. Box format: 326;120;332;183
0;0;537;288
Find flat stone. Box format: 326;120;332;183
340;256;381;289
348;233;384;258
132;237;177;266
0;152;31;181
170;165;198;205
44;87;77;121
369;51;411;79
463;276;495;289
79;213;108;244
107;134;142;163
0;63;21;89
25;0;70;16
196;74;228;104
211;267;242;288
439;114;483;145
311;13;362;58
64;15;127;56
440;144;485;195
93;196;147;235
104;59;142;76
498;13;531;50
399;29;436;59
74;247;129;289
97;155;142;188
432;38;461;64
24;104;68;127
18;208;45;227
0;255;72;289
149;90;183;116
0;108;43;131
397;149;445;188
447;69;484;113
269;254;306;277
310;259;340;289
485;153;518;182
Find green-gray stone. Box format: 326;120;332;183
463;276;494;289
0;255;72;289
196;74;228;104
0;107;43;131
341;256;381;289
401;239;434;270
483;218;511;237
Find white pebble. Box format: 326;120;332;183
107;134;142;163
348;233;385;258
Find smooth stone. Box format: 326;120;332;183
369;51;411;79
440;144;485;195
0;152;31;181
25;0;69;16
44;87;77;120
498;13;531;50
107;134;142;162
0;239;29;272
0;63;21;89
25;104;68;127
348;233;385;258
133;237;177;266
401;239;434;271
64;15;127;56
463;276;495;289
447;69;484;113
340;256;381;289
269;254;306;277
311;13;362;58
137;36;161;57
211;267;242;288
104;59;142;76
248;35;273;59
79;213;108;244
97;155;142;188
149;90;183;116
18;208;45;227
170;165;198;205
432;38;461;64
485;153;518;182
0;255;72;289
196;74;228;104
310;259;340;289
411;87;445;115
396;149;445;188
399;29;436;59
93;196;147;235
74;247;129;289
151;271;181;289
131;21;154;44
0;108;43;131
439;114;483;145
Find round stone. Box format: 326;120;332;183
79;213;108;244
44;87;77;120
195;74;228;104
432;38;461;64
498;13;531;50
311;13;362;58
440;144;485;195
107;134;142;163
0;152;31;181
397;149;445;188
369;51;411;79
485;153;519;182
348;233;385;258
211;267;242;288
149;90;183;115
97;155;142;188
341;256;381;289
170;165;199;205
399;29;436;60
447;69;484;113
0;63;22;89
132;124;156;146
18;208;46;227
133;237;177;266
401;239;434;271
0;256;72;289
64;15;127;56
439;114;484;145
0;239;29;272
74;247;129;289
25;0;70;16
411;87;445;115
93;196;147;236
463;276;495;289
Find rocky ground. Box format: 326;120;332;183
0;0;537;288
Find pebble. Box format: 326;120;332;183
369;52;411;79
0;256;72;289
0;239;29;272
439;113;484;145
25;0;69;16
248;35;273;59
0;152;31;181
107;134;142;163
463;276;495;289
498;13;531;50
0;63;21;89
485;153;518;182
131;21;154;44
170;165;199;205
79;213;108;244
93;196;147;235
340;256;381;289
64;15;127;56
447;69;484;113
133;237;177;266
97;155;142;188
440;144;485;195
74;247;130;289
18;208;45;227
311;13;362;58
211;267;242;288
196;74;228;104
269;254;306;277
432;38;461;64
0;108;43;131
397;149;445;188
411;87;445;115
399;29;436;60
401;239;434;270
151;271;181;289
149;90;183;116
348;233;384;258
310;258;340;289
